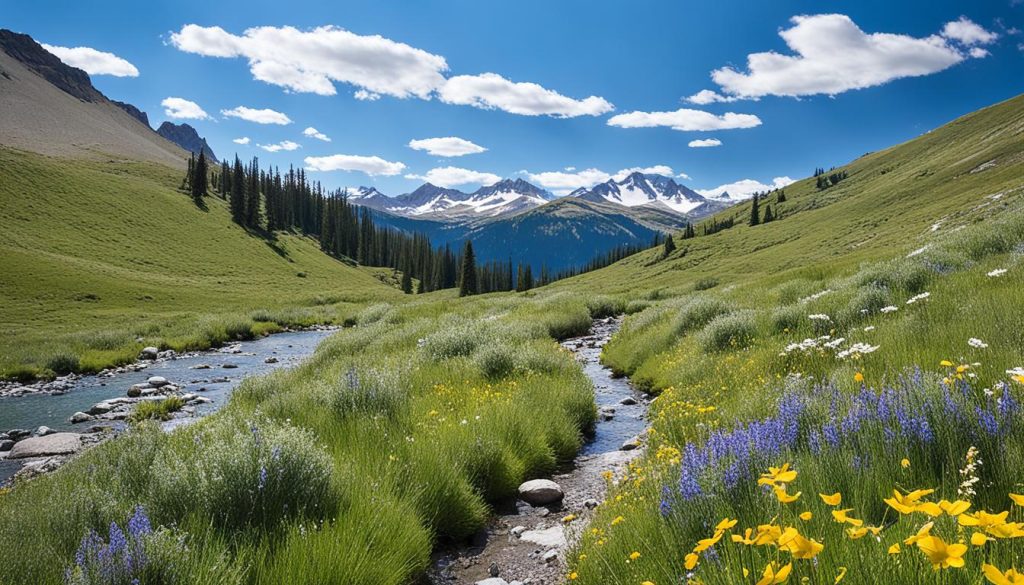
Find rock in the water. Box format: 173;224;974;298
223;363;238;369
147;376;169;387
87;401;116;415
7;433;82;459
620;396;638;406
7;429;30;440
139;347;159;360
69;411;93;424
520;526;567;548
0;439;14;452
517;479;563;506
620;436;641;451
33;426;55;436
264;357;278;364
126;384;147;397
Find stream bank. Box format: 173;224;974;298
432;317;649;585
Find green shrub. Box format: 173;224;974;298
693;277;720;291
697;311;758;352
45;351;80;375
332;366;408;419
856;258;932;294
131;396;186;422
839;284;892;324
421;320;487;360
585;295;625;319
624;300;651;315
770;304;804;333
149;414;335;532
473;342;516;379
671;295;733;337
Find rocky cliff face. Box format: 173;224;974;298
0;29;104;102
156;122;218;163
111;100;150;127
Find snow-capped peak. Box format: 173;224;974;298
572;173;709;214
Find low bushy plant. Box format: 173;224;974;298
697;310;758;352
672;295;734;337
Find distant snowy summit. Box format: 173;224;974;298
351;173;727;221
349;179;556;219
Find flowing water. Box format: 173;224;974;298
0;329;335;483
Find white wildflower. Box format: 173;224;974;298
808;314;832;321
987;268;1008;277
799;289;832;303
880;306;899;314
968;338;989;349
863;326;876;332
957;446;982;500
906;292;931;304
823;337;846;349
907;245;929;258
836;342;880;360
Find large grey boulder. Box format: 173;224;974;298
139;347;159;360
7;433;81;459
147;376;169;387
517;479;563;506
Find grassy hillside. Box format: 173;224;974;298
555;93;1024;296
0;147;401;378
557;95;1024;583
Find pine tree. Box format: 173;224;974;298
401;269;413;294
776;190;786;203
749;193;760;226
662;233;677;258
229;156;246;225
762;204;774;223
190;152;208;206
458;240;478;297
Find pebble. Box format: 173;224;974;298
620;396;638;405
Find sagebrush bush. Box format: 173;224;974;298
332;366;408;419
693;277;720;291
421;319;488;360
697;310;758;352
856;258;932;294
149;414;335;532
45;351;80;375
672;295;734;337
770;304;805;333
585;295;625;319
624;300;651;315
839;284;892;324
131;396;186;422
473;342;516;379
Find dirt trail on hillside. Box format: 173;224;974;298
431;317;648;585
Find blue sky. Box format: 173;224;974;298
6;0;1023;197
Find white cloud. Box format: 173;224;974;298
305;154;406;176
407;136;486;157
710;14;993;99
942;16;999;45
170;24;613;118
221;106;292;125
968;47;990;58
697;176;795;200
526;165;689;193
161;97;210;120
354;89;381;101
404;166;501;188
303;127;331;142
607;108;761;132
685;89;741;105
259;140;301;152
689;138;722;148
233;137;250;145
41;43;139;77
170;24;447;98
438;73;613;117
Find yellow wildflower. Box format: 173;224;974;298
835;567;847;584
758;463;798;487
611;515;625;526
1010;494;1024;507
854;372;864;383
755;562;792;585
939;499;971;516
799;511;813;521
777;527;824;559
846;527;868;540
831;508;863;527
562;514;577;523
982;563;1024;585
773;485;801;503
901;458;910;469
904;522;934;546
629;551;641;561
819;492;842;506
684;552;699;570
972;532;993;547
916;535;967;569
888;543;901;554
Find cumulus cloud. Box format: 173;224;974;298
404;166;501;188
526;165;689;193
697;176;795;200
169;24;447;98
710;14;995;99
407;136;486;157
259;140;301;152
438;73;613;117
169;24;612;118
689;138;722;148
303;127;331;141
161;97;210;120
233;137;250;145
221;106;292;125
305;154;406;176
41;43;139;77
607;108;761;132
942;16;999;45
685;89;741;105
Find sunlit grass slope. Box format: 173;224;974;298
0;148;401;378
560;95;1024;583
